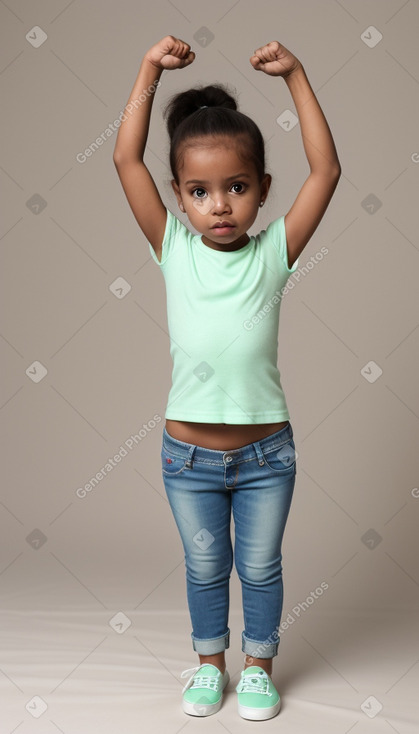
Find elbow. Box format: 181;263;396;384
330;165;341;195
324;164;341;187
113;146;130;167
113;150;124;167
113;150;143;168
311;162;342;180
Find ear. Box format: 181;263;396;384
261;173;272;202
171;180;185;211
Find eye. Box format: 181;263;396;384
192;187;207;199
230;182;246;193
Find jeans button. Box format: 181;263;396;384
226;455;233;462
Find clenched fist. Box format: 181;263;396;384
250;41;301;78
145;35;195;71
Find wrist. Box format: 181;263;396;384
283;62;305;83
142;55;164;79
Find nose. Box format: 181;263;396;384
211;191;231;214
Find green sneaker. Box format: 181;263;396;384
235;666;281;720
181;663;230;716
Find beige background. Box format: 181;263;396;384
1;0;419;731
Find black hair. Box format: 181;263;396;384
163;83;267;185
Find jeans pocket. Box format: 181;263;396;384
261;438;296;474
161;445;188;476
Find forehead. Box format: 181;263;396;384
179;136;256;181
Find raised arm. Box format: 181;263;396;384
113;36;195;259
250;41;341;269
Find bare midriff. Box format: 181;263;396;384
165;419;289;451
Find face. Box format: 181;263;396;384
171;136;271;250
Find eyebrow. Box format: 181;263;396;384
185;173;252;185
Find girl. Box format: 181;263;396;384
113;35;340;721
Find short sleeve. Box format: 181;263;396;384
265;215;299;273
148;208;187;268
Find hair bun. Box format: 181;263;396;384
164;83;237;139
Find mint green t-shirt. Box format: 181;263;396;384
148;209;299;424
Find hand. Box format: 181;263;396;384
250;40;301;78
145;35;195;71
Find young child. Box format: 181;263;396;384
114;35;340;721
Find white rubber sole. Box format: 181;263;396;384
183;698;222;716
237;697;281;720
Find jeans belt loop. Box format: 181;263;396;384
253;441;265;466
185;444;196;469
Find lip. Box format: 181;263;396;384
211;222;235;235
211;226;235;236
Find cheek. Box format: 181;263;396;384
188;198;213;218
239;195;259;212
185;207;207;231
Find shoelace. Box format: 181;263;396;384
236;670;272;696
180;664;222;694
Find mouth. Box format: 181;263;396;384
211;222;235;235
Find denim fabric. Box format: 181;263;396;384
161;422;297;658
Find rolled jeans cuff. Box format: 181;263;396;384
191;628;230;654
241;631;279;659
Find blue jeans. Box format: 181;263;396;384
161;421;297;659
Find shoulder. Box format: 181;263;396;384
258;216;299;274
148;209;193;267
